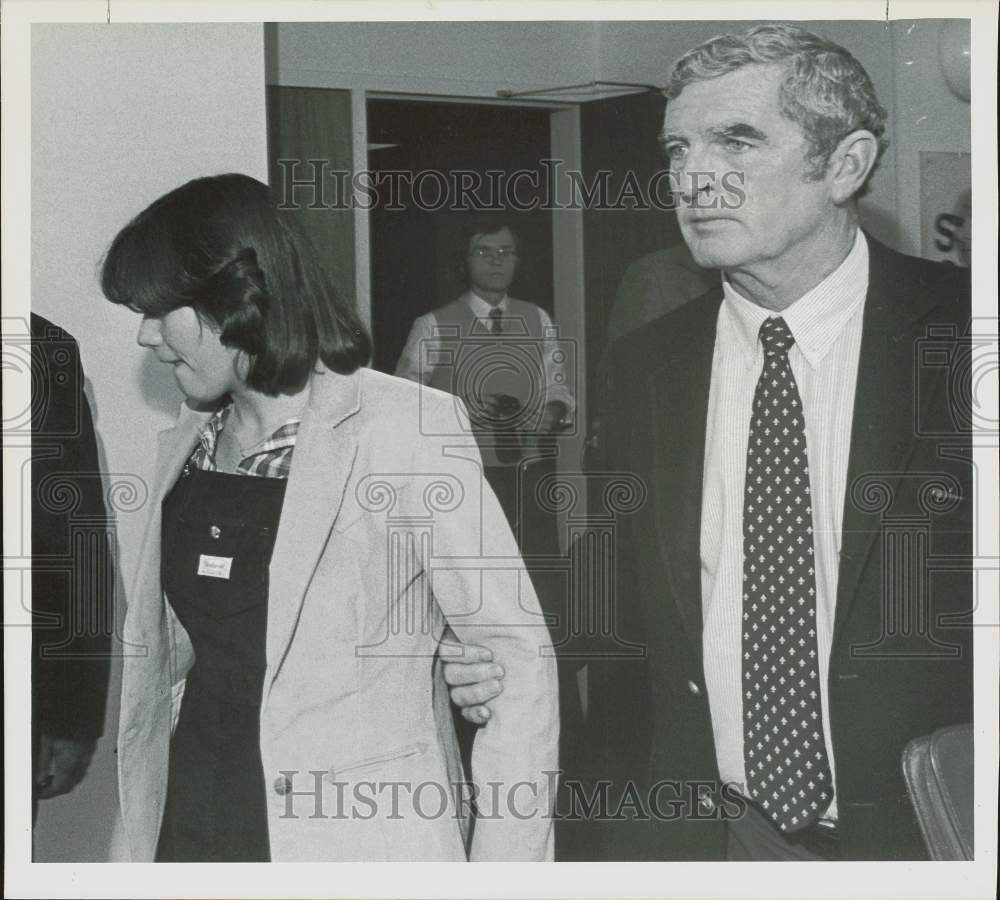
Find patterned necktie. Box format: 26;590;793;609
488;306;503;334
742;316;833;833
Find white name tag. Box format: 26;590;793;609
197;554;233;579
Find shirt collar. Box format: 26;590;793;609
464;290;508;317
194;404;227;467
240;417;300;459
721;229;869;368
194;402;301;471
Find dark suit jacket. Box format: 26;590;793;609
608;243;716;343
579;236;973;860
30;314;112;742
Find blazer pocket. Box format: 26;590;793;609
332;488;373;536
327;742;429;782
332;505;366;536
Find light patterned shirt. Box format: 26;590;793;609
187;404;300;479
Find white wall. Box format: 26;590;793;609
30;22;268;861
269;21;601;97
890;19;972;256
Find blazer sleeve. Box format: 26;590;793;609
30;316;113;741
416;395;559;861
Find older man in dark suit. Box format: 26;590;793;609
446;24;973;861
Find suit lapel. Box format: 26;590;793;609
834;237;944;637
119;404;210;727
649;292;722;648
264;368;361;687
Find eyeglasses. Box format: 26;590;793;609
469;247;518;261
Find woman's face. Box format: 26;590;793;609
137;307;242;403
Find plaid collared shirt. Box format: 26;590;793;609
187;404;300;479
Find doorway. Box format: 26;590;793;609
366;98;554;375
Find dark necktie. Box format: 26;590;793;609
488;307;503;334
742;316;833;833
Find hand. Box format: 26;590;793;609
34;734;96;800
441;634;505;725
480;393;503;418
481;393;520;422
468;393;502;429
540;400;570;435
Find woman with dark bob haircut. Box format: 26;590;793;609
106;173;557;863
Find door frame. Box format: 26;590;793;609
354;89;588;482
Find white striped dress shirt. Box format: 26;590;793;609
700;229;870;821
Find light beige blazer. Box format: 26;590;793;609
116;366;558;861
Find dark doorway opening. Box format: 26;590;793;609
367;98;554;374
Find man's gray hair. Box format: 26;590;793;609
664;23;889;190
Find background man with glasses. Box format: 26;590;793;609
396;217;575;480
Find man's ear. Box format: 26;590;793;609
827;129;879;203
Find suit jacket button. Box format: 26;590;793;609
274;775;292;796
687;680;702;696
697;789;716;813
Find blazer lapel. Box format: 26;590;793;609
649;291;722;648
119;404;210;730
153;405;214;498
265;368;361;687
834;236;947;636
